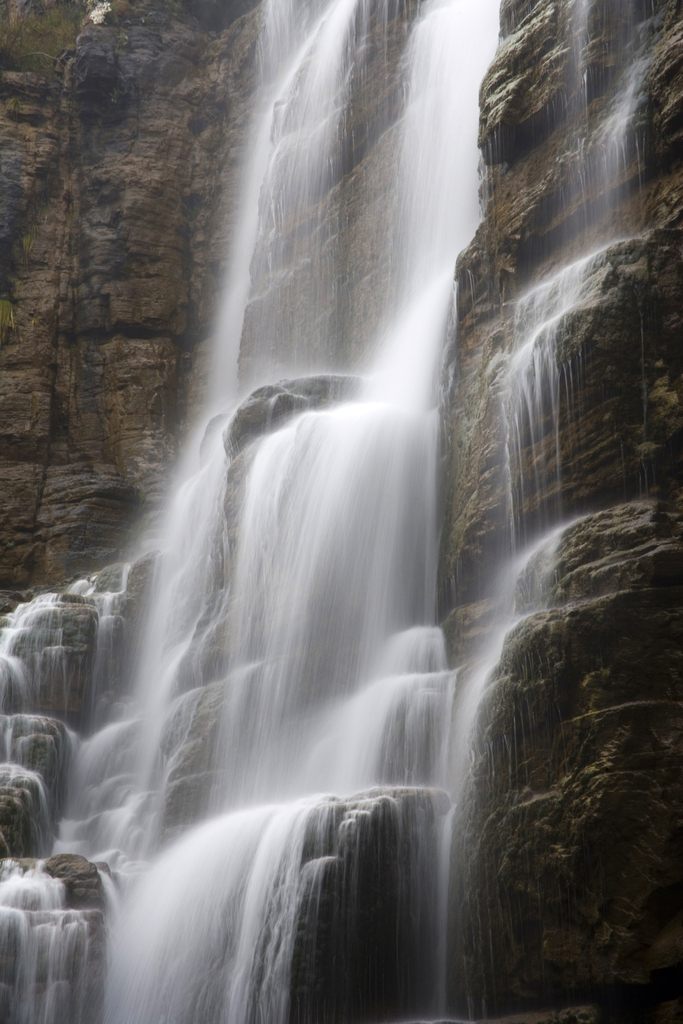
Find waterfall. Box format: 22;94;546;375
0;0;670;1018
67;0;500;1019
0;0;668;1016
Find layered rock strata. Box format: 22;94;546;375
440;0;683;1017
0;0;262;588
441;0;683;610
449;502;683;1014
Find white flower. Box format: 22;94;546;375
89;1;112;23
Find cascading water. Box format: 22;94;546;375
499;0;662;550
51;0;500;1020
0;0;670;1017
438;8;666;1008
504;247;611;544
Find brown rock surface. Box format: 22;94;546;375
0;0;263;588
43;852;106;912
440;0;683;614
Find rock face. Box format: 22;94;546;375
288;788;448;1024
438;0;683;1015
441;0;683;585
0;0;262;589
449;502;683;1014
0;0;419;590
439;0;683;1018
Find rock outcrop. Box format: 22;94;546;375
441;0;683;611
0;715;72;855
449;502;683;1015
440;0;683;1017
289;788;448;1024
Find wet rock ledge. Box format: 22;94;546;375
0;854;107;1024
449;502;683;1018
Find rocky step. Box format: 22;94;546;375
0;715;74;858
376;1010;599;1024
289;787;450;1024
0;854;108;1024
202;373;362;464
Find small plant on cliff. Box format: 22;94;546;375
86;0;111;23
21;227;36;265
0;3;84;74
0;301;15;345
5;96;21;119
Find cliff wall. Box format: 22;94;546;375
0;0;260;588
441;0;683;1017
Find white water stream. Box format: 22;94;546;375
96;0;499;1020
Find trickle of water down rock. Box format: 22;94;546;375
1;0;683;1021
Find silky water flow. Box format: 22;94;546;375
101;0;499;1022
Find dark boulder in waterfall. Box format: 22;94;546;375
44;853;107;913
222;374;361;459
289;788;449;1024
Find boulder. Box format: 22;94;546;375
0;767;49;857
290;787;449;1024
222;374;361;459
160;680;226;843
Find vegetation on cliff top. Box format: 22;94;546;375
0;1;83;74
